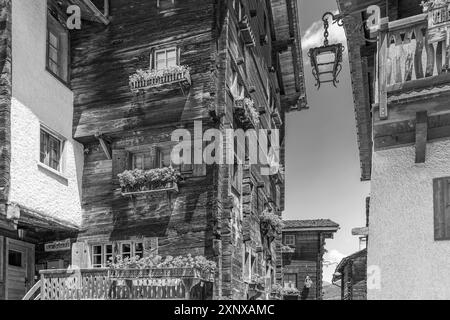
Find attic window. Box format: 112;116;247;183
157;0;175;10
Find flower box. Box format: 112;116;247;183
108;267;214;282
260;210;284;239
129;65;191;92
234;98;260;129
271;109;283;127
238;15;256;47
118;167;181;196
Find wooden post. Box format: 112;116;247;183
378;19;389;120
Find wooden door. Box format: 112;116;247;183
5;238;35;300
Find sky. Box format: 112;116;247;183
284;0;371;283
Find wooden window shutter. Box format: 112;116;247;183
71;242;91;269
149;48;155;70
434;177;450;240
143;238;159;256
150;146;160;169
112;150;131;183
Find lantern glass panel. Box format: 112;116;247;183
316;51;336;65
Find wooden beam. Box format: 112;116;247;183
351;227;369;236
378;23;389;120
95;133;112;160
415;111;428;163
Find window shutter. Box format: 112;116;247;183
150;146;159;169
143;238;158;256
434;177;450;240
177;46;181;65
112;150;131;183
71;242;91;269
149;48;155;70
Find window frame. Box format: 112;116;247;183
283;273;297;289
156;0;175;9
153;47;179;71
91;241;144;268
284;234;295;246
46;6;70;84
39;125;65;173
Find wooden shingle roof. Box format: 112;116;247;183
283;219;340;230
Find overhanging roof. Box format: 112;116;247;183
336;0;382;181
271;0;308;111
283;219;340;232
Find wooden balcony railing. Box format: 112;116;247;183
37;268;214;300
429;5;450;27
376;12;450;119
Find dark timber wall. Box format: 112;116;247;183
71;0;288;300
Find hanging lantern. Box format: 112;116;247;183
308;12;345;89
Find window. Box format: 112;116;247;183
284;273;297;289
92;244;113;268
8;250;22;268
433;177;450;240
157;0;175;10
131;147;172;170
40;128;63;172
47;7;69;83
154;47;178;70
132;153;153;170
284;235;295;246
91;241;143;268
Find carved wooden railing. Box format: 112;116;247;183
429;5;450;27
38;268;214;300
377;13;450;119
129;68;191;92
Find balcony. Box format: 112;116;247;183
376;10;450;119
129;65;191;93
234;98;260;130
372;5;450;152
33;267;214;300
238;15;256;47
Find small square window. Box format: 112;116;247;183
157;0;175;10
154;48;178;70
40;128;63;172
8;250;23;268
284;235;295;246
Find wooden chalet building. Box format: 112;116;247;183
332;249;367;300
0;0;307;300
338;0;450;299
281;220;339;300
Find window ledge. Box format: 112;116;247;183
45;68;71;91
37;162;69;184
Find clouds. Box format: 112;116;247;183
301;11;348;65
322;249;347;283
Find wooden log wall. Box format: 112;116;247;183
0;0;11;216
282;231;324;300
70;0;290;300
0;0;11;300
